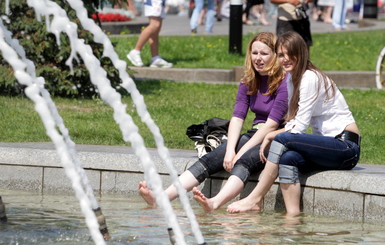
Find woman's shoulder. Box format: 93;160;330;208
303;69;318;78
300;70;320;90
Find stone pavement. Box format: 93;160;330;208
107;12;385;36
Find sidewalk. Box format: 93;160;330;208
106;12;385;36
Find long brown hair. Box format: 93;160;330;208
242;32;285;96
276;31;336;121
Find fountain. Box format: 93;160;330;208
0;0;205;244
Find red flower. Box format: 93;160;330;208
91;13;132;22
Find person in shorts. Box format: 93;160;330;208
270;0;312;48
126;0;173;68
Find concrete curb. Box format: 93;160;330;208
129;66;377;88
1;142;385;223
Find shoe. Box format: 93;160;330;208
150;57;173;68
127;50;144;67
191;28;197;34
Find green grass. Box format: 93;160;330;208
111;30;385;71
1;30;385;165
1;82;384;165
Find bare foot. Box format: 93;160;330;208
192;187;215;212
138;181;156;207
260;19;271;26
226;197;262;213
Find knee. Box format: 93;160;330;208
279;164;299;184
273;132;291;145
187;160;209;183
267;140;287;163
230;164;250;184
278;151;303;183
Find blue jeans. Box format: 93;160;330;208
190;0;216;33
332;0;348;29
188;129;265;184
268;132;360;183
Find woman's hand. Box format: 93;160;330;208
259;132;275;163
223;150;236;172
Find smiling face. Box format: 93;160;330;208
277;45;296;74
251;41;274;76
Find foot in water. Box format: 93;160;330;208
192;187;215;212
138;181;156;207
226;198;262;213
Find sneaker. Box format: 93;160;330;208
127;50;143;67
149;57;173;68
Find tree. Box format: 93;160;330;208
0;0;124;98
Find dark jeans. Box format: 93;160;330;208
188;129;265;184
270;132;360;183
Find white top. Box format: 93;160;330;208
285;70;355;137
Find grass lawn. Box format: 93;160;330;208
1;30;384;165
1;82;384;165
110;30;385;71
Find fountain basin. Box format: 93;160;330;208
1;142;385;224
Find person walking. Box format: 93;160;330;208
190;0;216;33
332;0;349;30
318;0;334;23
126;0;173;68
270;0;312;48
227;31;360;216
138;32;289;209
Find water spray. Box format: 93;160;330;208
65;1;205;243
0;19;106;245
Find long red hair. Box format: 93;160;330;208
242;32;285;96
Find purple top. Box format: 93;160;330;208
232;74;289;126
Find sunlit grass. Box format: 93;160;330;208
1;83;384;164
111;30;385;71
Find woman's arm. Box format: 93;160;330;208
223;117;244;172
233;118;279;163
259;128;286;162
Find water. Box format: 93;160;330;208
1;1;202;244
1;189;385;245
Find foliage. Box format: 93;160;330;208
0;0;123;98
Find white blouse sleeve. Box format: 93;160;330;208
285;71;320;134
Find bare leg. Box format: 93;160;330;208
134;17;162;57
193;175;244;212
227;161;278;213
323;6;333;23
255;4;270;25
280;182;301;216
164;170;200;200
139;170;200;206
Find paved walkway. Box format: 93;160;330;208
120;12;385;36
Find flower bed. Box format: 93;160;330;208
92;12;132;22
